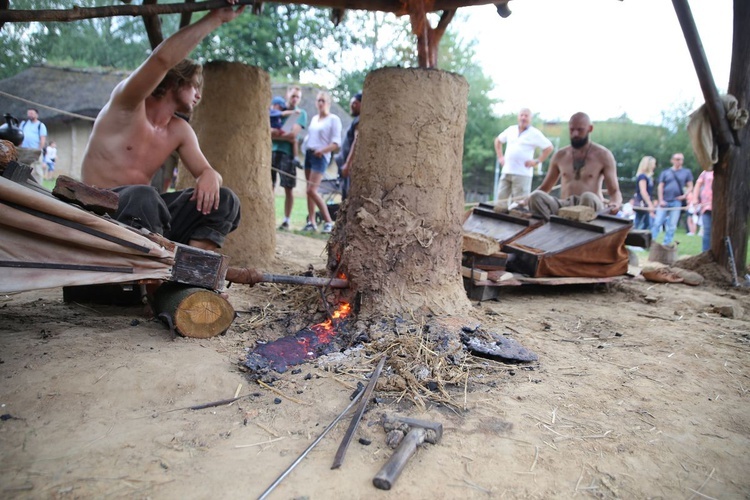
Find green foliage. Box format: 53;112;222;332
0;0;161;77
192;5;360;82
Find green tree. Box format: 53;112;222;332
192;5;361;82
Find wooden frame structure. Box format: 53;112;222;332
1;0;747;274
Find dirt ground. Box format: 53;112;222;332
1;231;749;499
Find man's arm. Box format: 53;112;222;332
601;149;622;210
526;144;554;168
494;136;505;165
271;124;302;143
341;128;359;178
657;179;665;206
112;3;244;108
536;150;562;193
176;122;222;214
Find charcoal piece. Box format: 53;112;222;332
462;332;538;362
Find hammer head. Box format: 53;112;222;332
382;415;443;444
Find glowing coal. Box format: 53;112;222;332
244;303;352;376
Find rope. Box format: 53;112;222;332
0;90;96;122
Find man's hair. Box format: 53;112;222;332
152;59;203;99
27;108;39;113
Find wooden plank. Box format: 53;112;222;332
625;229;651;248
462;252;507;271
53;175;119;215
461;266;487;281
549;215;606;234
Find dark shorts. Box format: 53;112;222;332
113;185;241;248
304;149;328;174
272;150;296;189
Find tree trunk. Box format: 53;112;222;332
714;0;750;273
328;67;471;317
178;62;275;268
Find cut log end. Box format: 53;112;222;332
154;285;234;338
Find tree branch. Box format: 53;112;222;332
0;0;497;23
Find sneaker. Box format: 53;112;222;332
322;222;334;234
278;221;289;231
302;222;317;232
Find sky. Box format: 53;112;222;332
453;0;733;125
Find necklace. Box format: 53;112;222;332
572;143;591;180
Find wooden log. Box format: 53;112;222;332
154;283;235;338
53;175;119;215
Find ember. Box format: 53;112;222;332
244;302;352;375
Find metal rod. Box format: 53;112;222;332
257;388;364;500
331;356;386;469
260;273;348;288
724;236;740;287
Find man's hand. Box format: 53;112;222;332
498;156;505;166
271;128;283;139
314;149;326;158
191;168;223;214
210;0;245;23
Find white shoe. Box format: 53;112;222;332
322;222;334;234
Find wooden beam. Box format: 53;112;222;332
142;0;164;50
0;0;497;23
671;0;735;148
180;0;195;29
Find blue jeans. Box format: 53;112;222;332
701;211;712;252
634;210;651;230
651;200;682;244
304;149;329;173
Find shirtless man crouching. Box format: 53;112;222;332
528;112;623;221
81;1;245;251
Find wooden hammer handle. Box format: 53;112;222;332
372;427;426;490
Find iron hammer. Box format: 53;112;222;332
372;415;443;490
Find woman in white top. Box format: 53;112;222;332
303;91;342;233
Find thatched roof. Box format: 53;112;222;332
0;65;126;125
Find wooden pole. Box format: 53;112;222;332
671;0;735;148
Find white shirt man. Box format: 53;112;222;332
494;108;553;204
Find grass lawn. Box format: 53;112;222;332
274;194;333;240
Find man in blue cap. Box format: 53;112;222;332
272;86;307;230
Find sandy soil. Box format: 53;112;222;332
1;231;749;499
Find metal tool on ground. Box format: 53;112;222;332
724;236;740;287
225;267;348;288
331;356;386;469
257;387;364;500
372;415;443;490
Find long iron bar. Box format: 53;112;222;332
257;387;364;500
331;356;386;469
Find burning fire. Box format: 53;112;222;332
245;302;353;374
